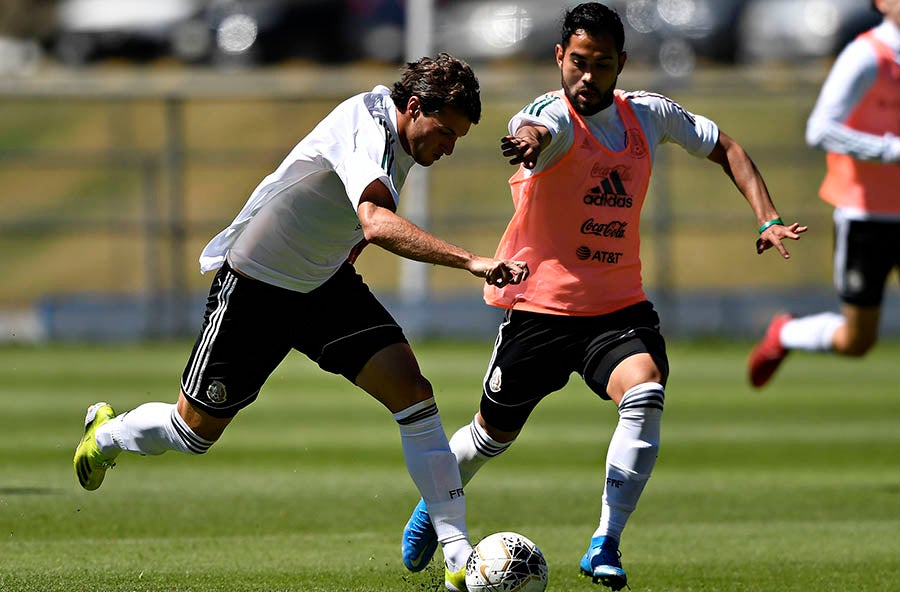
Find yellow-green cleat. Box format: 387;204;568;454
73;402;116;491
444;564;467;592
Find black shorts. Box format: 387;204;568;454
479;301;669;432
833;217;900;307
180;262;407;418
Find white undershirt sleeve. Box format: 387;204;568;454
806;38;900;163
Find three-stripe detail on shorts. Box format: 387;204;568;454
182;271;238;398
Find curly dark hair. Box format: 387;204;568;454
391;52;481;124
561;2;625;54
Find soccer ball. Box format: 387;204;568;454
465;531;548;592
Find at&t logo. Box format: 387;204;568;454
576;246;623;264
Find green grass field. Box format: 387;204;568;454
2;339;899;591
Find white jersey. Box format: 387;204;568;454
199;85;414;292
805;19;900;164
509;89;719;175
805;18;900;222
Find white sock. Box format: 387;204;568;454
394;398;471;570
595;382;664;542
450;414;514;485
780;312;844;352
95;403;214;457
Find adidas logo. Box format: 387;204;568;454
583;168;633;208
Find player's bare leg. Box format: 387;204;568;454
176;392;232;441
833;303;880;356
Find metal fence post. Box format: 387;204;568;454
141;156;164;338
165;95;191;336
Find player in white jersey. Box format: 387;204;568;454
401;4;806;591
749;0;900;388
72;53;528;592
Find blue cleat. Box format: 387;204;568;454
579;535;628;590
401;498;438;572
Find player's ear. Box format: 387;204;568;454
407;96;421;119
618;50;628;74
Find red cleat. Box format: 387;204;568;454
748;313;793;388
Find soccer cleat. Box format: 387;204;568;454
444;564;467;592
579;536;628;590
748;313;793;388
401;498;438;572
73;402;117;491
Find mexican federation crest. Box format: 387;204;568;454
207;380;227;404
488;366;502;393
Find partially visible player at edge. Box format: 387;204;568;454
72;53;529;592
400;4;806;590
749;0;900;388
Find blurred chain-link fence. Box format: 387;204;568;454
1;63;898;342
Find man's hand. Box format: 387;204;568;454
469;257;530;287
500;126;547;169
755;222;808;259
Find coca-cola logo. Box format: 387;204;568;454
580;218;627;238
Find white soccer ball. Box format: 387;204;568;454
465;531;548;592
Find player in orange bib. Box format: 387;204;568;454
749;0;900;389
401;3;806;590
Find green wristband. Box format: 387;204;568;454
758;218;783;234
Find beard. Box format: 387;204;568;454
565;83;616;116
